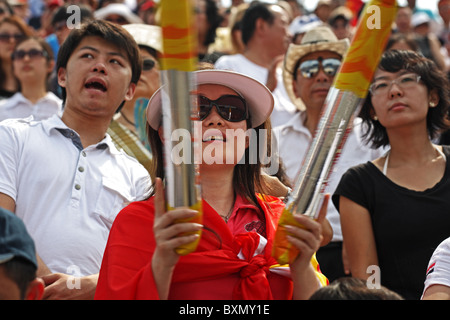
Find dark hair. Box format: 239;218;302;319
146;106;272;227
1;258;37;300
13;36;55;90
56;19;141;102
360;50;450;148
203;0;223;47
0;0;13;15
385;33;419;52
241;1;276;45
51;4;94;26
309;277;404;300
0;16;33;89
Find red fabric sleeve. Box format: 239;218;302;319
95;200;159;299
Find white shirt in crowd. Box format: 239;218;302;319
0;115;151;276
214;53;297;128
272;112;385;242
422;236;450;298
0;92;62;122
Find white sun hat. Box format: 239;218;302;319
147;69;274;130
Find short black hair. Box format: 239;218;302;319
241;1;276;45
203;0;223;47
51;4;94;26
56;19;141;102
360;49;450;148
309;277;404;300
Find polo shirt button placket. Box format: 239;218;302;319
72;150;87;207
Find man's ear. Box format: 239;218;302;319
25;278;44;300
124;82;137;101
57;67;67;88
255;17;268;36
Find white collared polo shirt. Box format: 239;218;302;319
0;115;151;276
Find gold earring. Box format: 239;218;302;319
373;115;378;121
430;102;436;107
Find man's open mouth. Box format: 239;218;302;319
85;80;107;92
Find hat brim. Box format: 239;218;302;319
147;69;274;130
283;39;349;111
94;4;143;24
122;24;163;53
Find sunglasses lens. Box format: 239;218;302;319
215;95;247;121
0;34;23;42
196;95;247;122
197;96;212;120
143;59;155;71
322;59;341;76
28;49;42;58
12;49;45;60
298;58;341;78
299;60;319;78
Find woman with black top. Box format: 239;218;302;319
333;50;450;299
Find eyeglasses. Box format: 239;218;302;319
142;58;156;71
0;33;25;43
369;73;422;96
11;49;48;61
193;95;248;122
297;58;341;78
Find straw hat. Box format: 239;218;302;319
283;25;349;111
122;24;163;54
147;69;274;130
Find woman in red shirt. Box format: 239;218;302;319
95;70;328;300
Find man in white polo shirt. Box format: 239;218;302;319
0;20;150;299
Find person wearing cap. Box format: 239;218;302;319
0;0;13;21
214;1;296;128
94;3;143;25
289;13;322;45
0;20;150;299
7;0;29;22
313;0;332;23
274;26;385;282
95;69;329;300
328;6;353;41
107;23;162;176
411;11;447;71
0;208;44;300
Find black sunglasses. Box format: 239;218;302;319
297;58;341;78
142;58;156;71
194;95;248;122
12;49;48;61
0;33;25;43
